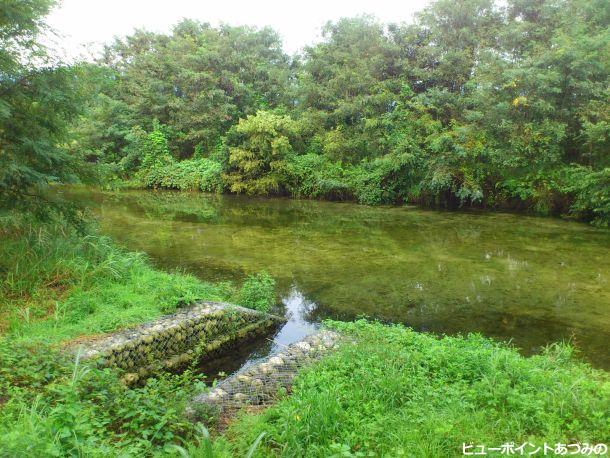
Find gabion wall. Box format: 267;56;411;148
187;330;341;422
76;301;284;384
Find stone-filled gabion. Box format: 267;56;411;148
187;330;341;421
74;301;285;384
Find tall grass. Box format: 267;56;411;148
223;320;610;457
0;213;253;456
0;213;231;343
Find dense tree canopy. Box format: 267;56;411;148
2;0;608;225
88;21;291;161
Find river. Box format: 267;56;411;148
66;188;610;370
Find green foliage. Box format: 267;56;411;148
350;153;419;205
0;339;213;456
0;215;279;455
140;120;174;170
225;111;299;196
556;166;610;226
225;320;610;456
140;158;225;193
0;0;89;218
0;216;230;343
285;154;354;201
72;0;610;225
90;21;290;159
238;271;276;313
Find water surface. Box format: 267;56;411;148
67;189;610;369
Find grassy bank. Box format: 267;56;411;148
217;321;609;457
0;215;274;455
1;217;608;456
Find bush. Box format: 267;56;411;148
557;166;610;227
238;271;276;313
349;153;419;205
224;111;299;196
140;158;224;193
0;340;210;456
285;154;354;201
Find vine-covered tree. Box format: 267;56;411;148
225;111;299;195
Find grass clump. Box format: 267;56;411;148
222;320;610;457
238;271;276;313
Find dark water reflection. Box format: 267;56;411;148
65;189;610;370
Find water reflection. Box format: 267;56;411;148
271;287;320;349
198;285;319;379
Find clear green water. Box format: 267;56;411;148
66;189;610;369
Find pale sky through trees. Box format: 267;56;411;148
45;0;431;59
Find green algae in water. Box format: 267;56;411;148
67;188;610;369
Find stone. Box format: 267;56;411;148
208;388;227;401
295;342;311;352
233;393;249;402
268;356;284;367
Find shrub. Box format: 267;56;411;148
557;166;610;227
349;153;419;205
0;340;210;456
285;154;354;201
224;111;299;196
140;158;224;193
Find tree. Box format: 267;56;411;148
296;16;402;163
96;21;291;159
0;0;86;216
224;111;298;195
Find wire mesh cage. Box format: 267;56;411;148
74;301;284;384
188;330;341;421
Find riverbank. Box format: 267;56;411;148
1;215;608;456
214;320;610;457
0;215;277;455
107;156;610;228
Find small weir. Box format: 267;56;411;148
197;287;320;381
75;292;342;418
